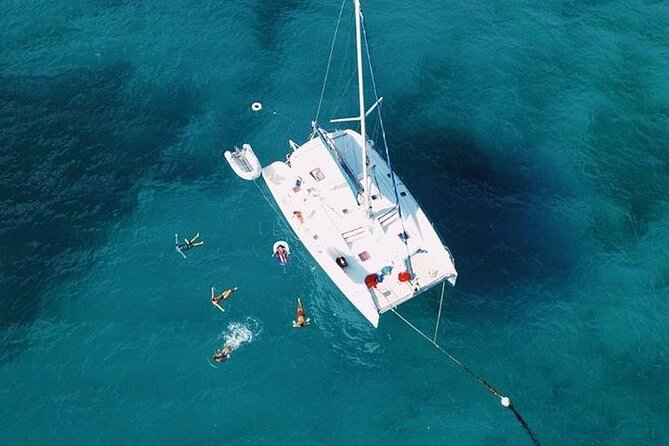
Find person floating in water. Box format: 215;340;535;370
210;286;237;312
184;232;204;249
292;298;311;328
175;233;187;258
175;232;204;258
213;345;233;363
274;244;288;265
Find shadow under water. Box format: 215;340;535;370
378;100;582;316
0;63;202;362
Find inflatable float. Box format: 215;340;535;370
272;241;290;265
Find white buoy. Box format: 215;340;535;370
251;102;262;112
501;396;511;408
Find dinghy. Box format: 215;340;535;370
224;144;261;180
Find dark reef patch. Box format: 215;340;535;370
253;0;304;51
372;85;582;315
0;63;201;362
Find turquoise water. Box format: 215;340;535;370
1;0;668;444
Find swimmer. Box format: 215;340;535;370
175;232;204;258
184;232;204;249
292;298;311;328
213;345;232;363
175;233;188;258
210;286;237;312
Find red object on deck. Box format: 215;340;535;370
398;271;411;282
365;274;378;288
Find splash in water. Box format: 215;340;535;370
220;317;262;351
208;317;262;368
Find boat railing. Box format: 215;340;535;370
341;226;367;244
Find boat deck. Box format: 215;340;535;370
262;129;457;326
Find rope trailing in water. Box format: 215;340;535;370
433;282;446;342
253;180;291;233
390;308;541;446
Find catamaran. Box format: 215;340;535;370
226;0;457;327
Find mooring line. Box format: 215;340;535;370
390;308;541;446
433;282;446;343
251;169;540;445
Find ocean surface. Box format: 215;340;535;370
1;0;668;444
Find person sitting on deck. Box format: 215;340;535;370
292;298;311;328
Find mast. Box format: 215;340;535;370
354;0;372;217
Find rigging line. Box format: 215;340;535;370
253;177;315;254
331;69;357;124
315;0;348;124
253;179;292;235
390;308;542;446
271;110;297;126
330;14;358;120
433;281;446;342
360;15;412;263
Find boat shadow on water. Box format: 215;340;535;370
384;121;582;313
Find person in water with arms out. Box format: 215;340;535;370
213;345;232;363
175;232;204;258
292;298;311;328
211;286;236;312
184;232;204;249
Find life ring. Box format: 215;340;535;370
251;102;263;112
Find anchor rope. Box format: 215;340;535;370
390;308;541;446
251;3;540;443
433;281;446;342
256;167;539;446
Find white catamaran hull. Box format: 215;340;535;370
262;129;456;327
